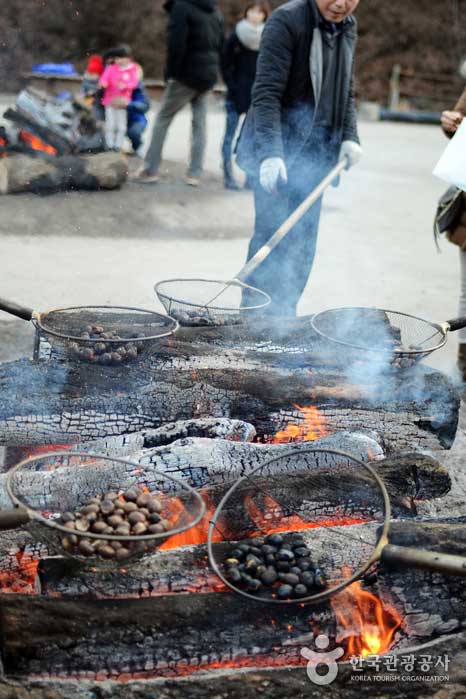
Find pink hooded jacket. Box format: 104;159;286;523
99;62;140;106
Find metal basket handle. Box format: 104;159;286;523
0;296;34;321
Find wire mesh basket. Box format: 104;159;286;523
311;307;448;369
5;451;205;570
208;448;387;605
154;278;271;326
35;305;178;365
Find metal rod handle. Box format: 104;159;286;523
236;158;348;283
0;297;34;321
0;508;31;530
381;544;466;578
446;316;466;332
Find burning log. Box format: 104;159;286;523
0;338;458;450
0;435;448;515
3;107;72;155
2;635;466;699
4;520;466;679
1;450;449;593
0;152;127;194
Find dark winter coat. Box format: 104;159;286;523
163;0;224;93
221;30;259;115
236;0;359;173
127;84;150;129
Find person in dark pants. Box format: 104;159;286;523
127;83;150;155
236;0;363;316
221;1;270;190
132;0;224;186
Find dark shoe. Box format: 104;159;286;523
223;161;240;190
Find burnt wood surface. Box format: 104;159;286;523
3;521;466;680
0;152;127;195
36;471;453;601
0;441;449;514
1;643;465;699
0;315;459;450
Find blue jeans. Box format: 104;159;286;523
243;138;339;316
221;100;241;164
127;122;146;151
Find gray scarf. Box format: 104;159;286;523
236;19;264;52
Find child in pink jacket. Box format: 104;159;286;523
99;45;141;151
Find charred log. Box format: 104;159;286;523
0;152;127;194
0;439;448;513
0;348;458;451
3;521;466;679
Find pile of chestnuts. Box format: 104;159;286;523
60;486;171;561
171;309;242;327
223;533;326;600
69;324;146;365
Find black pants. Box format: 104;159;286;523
243;141;339;316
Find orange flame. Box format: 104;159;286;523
244;493;367;536
273;405;328;443
159;493;221;550
333;576;402;658
19;130;57;155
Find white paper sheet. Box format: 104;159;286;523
433;118;466;191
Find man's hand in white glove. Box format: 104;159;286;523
260;157;287;194
340;141;363;170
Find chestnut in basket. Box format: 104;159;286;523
171;309;242;327
223;533;326;599
71;325;146;366
59;486;171;560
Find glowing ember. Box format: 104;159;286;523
159;493;220;550
333;576;402;658
273;405;328;443
0;551;39;594
244;492;367;536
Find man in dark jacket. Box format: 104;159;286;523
133;0;223;185
237;0;362;315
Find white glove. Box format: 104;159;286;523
340;140;363;170
260;157;287;194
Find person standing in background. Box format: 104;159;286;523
126;82;151;156
99;45;141;151
132;0;224;186
220;1;271;190
441;94;466;382
236;0;363;316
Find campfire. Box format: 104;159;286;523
272;404;329;444
334;575;403;658
0;316;463;694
